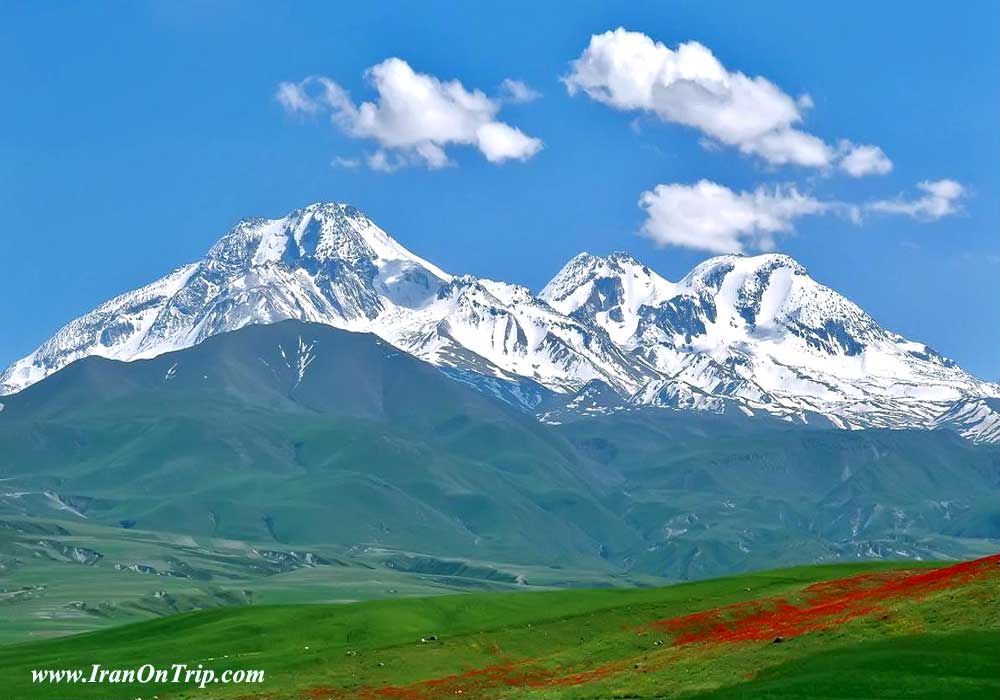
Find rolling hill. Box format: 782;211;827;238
2;554;997;699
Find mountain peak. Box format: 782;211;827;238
540;251;671;303
208;202;452;283
606;250;642;264
678;253;807;293
540;251;675;346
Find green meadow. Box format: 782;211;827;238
2;555;996;700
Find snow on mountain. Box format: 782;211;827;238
3;203;997;442
932;398;1000;443
0;263;202;393
542;251;1000;438
541;252;675;345
0;203;654;399
380;274;657;394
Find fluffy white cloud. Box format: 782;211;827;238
868;179;965;220
498;78;541;103
638;180;832;254
566;28;890;175
277;59;542;170
475;122;543;162
745;129;832;167
636;177;964;255
839;142;893;177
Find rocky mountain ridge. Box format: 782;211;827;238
3;202;997;441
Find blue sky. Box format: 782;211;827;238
1;1;997;379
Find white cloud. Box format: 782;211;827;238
475;122;542;162
636;177;962;254
276;81;320;114
638;180;832;254
744;129;832;167
868;179;965;220
565;28;890;175
277;59;542;170
277;76;353;117
332;156;361;169
366;150;404;173
839;141;893;177
498;78;541;103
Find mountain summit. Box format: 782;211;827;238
3;203;997;440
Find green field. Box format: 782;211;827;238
2;554;996;700
0;515;664;644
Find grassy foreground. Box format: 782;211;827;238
0;555;997;699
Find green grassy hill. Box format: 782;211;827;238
2;554;997;700
2;320;997;583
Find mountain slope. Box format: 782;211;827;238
0;320;639;567
1;320;998;580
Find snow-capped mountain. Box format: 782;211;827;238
541;251;1000;437
0;203;655;399
3;203;997;441
0;203;448;392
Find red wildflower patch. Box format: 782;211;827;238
652;553;1000;646
335;660;621;700
300;554;998;700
